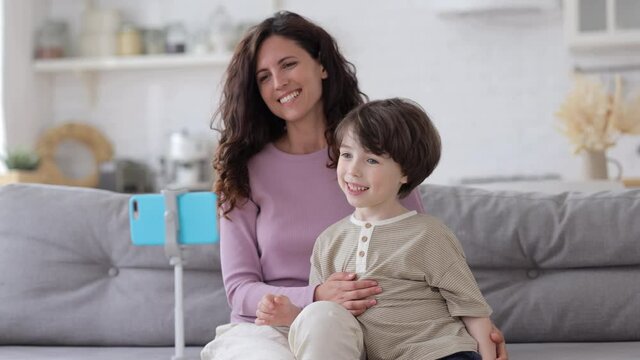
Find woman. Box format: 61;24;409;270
201;11;508;360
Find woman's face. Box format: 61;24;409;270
256;35;328;126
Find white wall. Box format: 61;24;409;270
282;0;640;183
15;0;640;184
3;0;50;156
0;0;5;168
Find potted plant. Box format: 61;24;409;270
0;148;45;184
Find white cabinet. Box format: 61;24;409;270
564;0;640;51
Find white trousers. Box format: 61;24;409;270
200;301;365;360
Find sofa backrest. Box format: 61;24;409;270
0;184;229;346
3;183;639;345
420;184;640;342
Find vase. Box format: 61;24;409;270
581;150;622;180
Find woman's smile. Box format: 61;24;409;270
256;35;327;125
278;89;301;104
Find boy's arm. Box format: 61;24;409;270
462;316;496;360
428;222;499;359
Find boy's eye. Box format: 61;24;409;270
366;158;379;165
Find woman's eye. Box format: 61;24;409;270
366;158;379;165
283;61;297;69
340;152;352;159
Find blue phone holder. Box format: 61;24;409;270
163;188;188;360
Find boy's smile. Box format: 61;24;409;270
337;129;409;221
345;181;370;195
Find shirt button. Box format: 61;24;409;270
361;236;368;242
365;223;372;228
358;250;365;257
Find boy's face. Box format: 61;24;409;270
337;129;408;220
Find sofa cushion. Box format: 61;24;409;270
0;184;229;346
420;184;640;342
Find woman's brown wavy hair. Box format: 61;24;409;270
213;11;366;215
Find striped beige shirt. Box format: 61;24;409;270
310;211;492;360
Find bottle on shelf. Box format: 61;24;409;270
208;6;233;53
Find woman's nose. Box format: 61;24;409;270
273;72;288;89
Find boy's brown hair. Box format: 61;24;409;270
329;98;441;198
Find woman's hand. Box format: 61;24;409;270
255;294;301;327
490;324;508;360
314;272;382;316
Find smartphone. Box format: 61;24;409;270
129;192;219;246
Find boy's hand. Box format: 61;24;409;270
255;294;301;327
490;325;508;360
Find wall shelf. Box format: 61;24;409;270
33;53;232;73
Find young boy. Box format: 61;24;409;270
255;98;495;360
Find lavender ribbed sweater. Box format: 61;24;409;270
220;143;425;323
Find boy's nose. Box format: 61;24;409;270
347;164;361;177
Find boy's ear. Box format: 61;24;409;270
400;175;408;184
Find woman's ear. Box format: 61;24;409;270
400;175;408;184
321;67;328;79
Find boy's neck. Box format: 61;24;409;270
352;202;410;222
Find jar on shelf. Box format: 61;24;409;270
143;28;165;55
117;23;142;56
165;23;187;54
35;20;70;59
79;8;120;57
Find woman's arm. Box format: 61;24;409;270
220;200;316;319
462;317;496;360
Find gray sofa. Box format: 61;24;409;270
1;183;639;359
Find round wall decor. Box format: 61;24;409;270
36;122;114;187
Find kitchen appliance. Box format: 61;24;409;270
162;130;210;190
